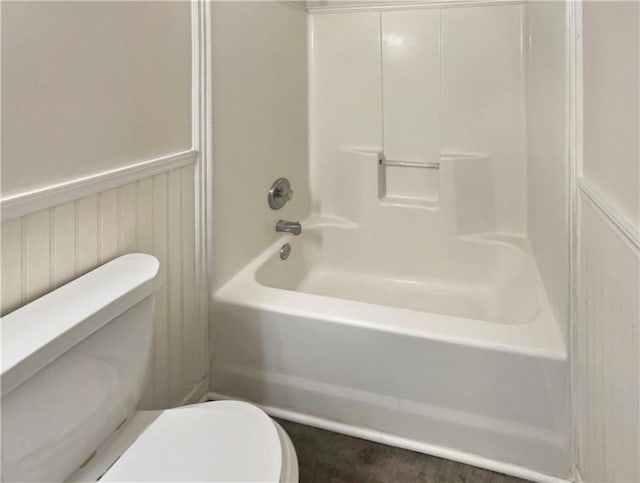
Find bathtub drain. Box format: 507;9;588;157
280;243;291;260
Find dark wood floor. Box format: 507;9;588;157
277;419;529;483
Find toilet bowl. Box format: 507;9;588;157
70;400;298;482
1;254;298;482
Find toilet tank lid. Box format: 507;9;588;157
1;254;160;397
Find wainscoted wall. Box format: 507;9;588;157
574;191;639;483
0;163;207;410
573;2;640;481
1;0;203;410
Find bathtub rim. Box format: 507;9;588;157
214;234;567;361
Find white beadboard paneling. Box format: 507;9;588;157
0;166;205;410
167;169;184;399
136;178;155;255
118;184;137;254
1;219;24;313
575;193;640;483
51;202;77;289
76;195;99;274
23;211;52;304
136;177;156;409
98;189;120;264
180;165;203;385
152;172;170;406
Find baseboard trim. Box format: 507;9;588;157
206;390;571;483
1;150;198;222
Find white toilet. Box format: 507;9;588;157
1;254;298;482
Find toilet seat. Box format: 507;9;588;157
101;401;286;482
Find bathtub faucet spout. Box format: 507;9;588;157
276;220;302;236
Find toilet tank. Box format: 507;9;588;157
1;254;160;482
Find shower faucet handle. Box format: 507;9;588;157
280;185;294;201
268;177;294;210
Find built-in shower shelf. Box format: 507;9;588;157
378;151;489;166
378;151;491;208
338;147;489;165
380;193;440;209
380;159;440;169
440;152;489;163
335;147;492;210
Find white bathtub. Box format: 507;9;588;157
211;219;569;481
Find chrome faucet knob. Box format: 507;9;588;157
268;178;294;210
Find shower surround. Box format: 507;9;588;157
212;2;569;481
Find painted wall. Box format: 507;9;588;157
1;1;192;197
581;2;639;226
310;3;526;234
525;2;569;342
574;2;640;482
210;1;310;290
0;1;204;409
